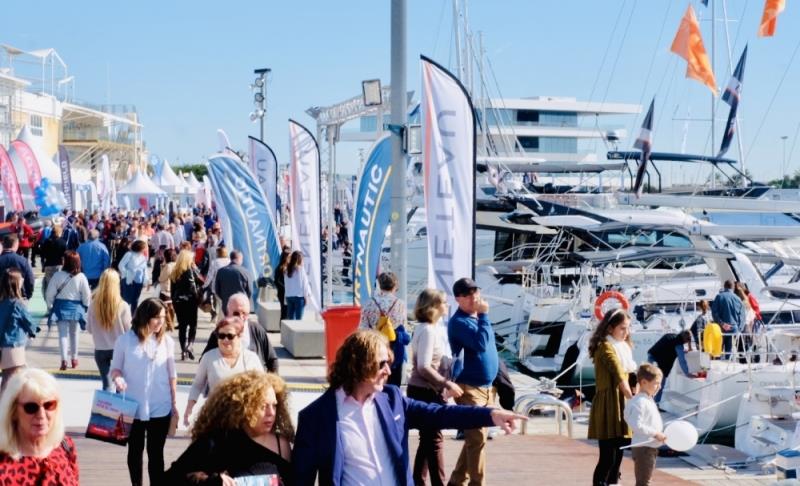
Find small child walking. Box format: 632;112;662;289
624;363;666;486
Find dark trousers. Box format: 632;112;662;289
174;300;198;353
408;385;446;486
277;290;287;320
286;296;305;320
122;281;144;315
94;349;114;391
127;413;171;486
593;437;630;486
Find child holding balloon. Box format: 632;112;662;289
624;363;666;486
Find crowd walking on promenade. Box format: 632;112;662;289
0;205;529;486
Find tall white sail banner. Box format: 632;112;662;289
421;55;476;302
288;119;322;312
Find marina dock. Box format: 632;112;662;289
20;273;779;485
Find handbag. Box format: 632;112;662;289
85;390;138;446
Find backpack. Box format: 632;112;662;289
373;297;397;342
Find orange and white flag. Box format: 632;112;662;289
758;0;785;37
670;4;718;96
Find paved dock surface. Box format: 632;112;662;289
12;272;783;485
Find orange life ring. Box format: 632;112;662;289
594;291;630;320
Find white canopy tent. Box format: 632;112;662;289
117;171;167;210
184;171;202;190
152;159;189;195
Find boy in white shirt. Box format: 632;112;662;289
624;363;666;486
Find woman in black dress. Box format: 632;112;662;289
167;370;293;485
274;248;291;320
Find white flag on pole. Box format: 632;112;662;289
421;56;476;307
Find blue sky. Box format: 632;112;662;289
4;1;799;183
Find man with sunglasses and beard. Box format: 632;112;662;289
201;292;278;373
293;330;526;486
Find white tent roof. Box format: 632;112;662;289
117;171;167;195
184;171;202;189
152;159;188;193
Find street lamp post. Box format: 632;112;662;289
251;68;270;141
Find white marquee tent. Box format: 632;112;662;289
152;159;189;194
117;170;167;210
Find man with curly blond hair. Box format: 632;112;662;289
292;330;526;485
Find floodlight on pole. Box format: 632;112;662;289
251;68;270;141
362;79;383;107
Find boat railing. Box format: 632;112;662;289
514;392;574;438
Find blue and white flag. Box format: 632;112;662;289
288;119;322;312
58;146;73;210
633;98;654;197
149;154;164;179
718;45;747;157
352;135;393;307
249;136;279;225
206;154;282;287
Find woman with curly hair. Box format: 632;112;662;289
167;370;293;485
587;308;635;486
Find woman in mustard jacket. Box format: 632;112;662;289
588;308;635;486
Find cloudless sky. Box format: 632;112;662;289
4;1;799;184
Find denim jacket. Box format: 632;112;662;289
0;299;38;348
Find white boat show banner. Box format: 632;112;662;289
206;153;282;287
248;136;279;225
288;119;322;312
421;55;476;302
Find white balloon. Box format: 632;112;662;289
664;420;698;452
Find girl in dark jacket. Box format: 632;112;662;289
170;249;202;361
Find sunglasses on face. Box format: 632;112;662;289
378;359;392;370
19;400;58;415
218;332;239;341
231;311;247;318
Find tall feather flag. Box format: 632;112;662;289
633;98;654;198
718;46;748;157
758;0;785;37
671;5;718;95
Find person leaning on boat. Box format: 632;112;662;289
588;308;635;486
710;280;745;358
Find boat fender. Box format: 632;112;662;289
702;322;723;358
594;291;630;320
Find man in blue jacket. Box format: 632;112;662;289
0;234;35;299
711;280;745;358
77;229;110;289
292;330;524;486
447;277;499;486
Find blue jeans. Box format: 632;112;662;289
286;296;305;320
122;281;144;315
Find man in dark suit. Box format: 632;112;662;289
213;250;253;314
292;330;525;486
0;234;35;299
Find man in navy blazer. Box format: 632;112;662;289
292;330;525;486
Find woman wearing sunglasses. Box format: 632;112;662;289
183;317;263;426
0;368;78;485
110;298;178;486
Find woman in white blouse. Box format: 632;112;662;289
183;317;263;426
85;268;131;391
109;298;177;486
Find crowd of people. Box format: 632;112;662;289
0;204;528;486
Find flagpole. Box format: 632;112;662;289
390;0;408;304
711;0;716;187
720;0;747;185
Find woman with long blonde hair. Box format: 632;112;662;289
171;250;202;360
86;268;132;391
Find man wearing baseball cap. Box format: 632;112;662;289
447;277;498;486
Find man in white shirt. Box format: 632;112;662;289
292;330;526;485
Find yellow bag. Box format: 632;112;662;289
374;298;397;342
703;322;723;358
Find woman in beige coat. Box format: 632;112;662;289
588;308;634;486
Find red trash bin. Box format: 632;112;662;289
322;305;362;370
